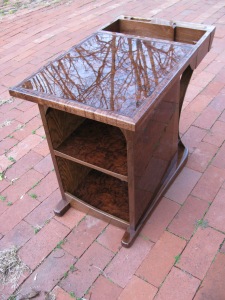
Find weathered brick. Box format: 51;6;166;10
118;276;157;300
212;142;225;170
33;139;50;156
34;153;54;175
12;116;41;141
54;206;86;229
0;154;13;172
141;197;180;242
97;224;124;253
136;231;186;287
192;165;225;202
105;237;153;288
87;275;122;300
3;169;43;203
165;167;201;204
168;195;209;239
186;142;218;173
0;194;39;235
178;227;224;279
181;126;207;153
7;134;43;161
194;106;221;130
0;220;33;250
52;286;73;300
62;215;107;258
15;103;39;124
19;249;75;296
60;242;114;298
155;267;200;300
30;171;59;202
5;150;42;180
203;121;225;147
0;137;18;155
194;253;225;300
19;219;69;269
204;188;225;233
25;189;60;227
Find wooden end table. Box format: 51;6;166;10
9;16;215;247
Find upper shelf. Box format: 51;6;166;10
54;118;128;181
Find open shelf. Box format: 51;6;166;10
56;157;129;222
55;118;128;181
73;169;129;222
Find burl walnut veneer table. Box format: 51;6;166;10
9;16;215;247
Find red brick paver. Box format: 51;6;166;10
118;276;157;300
19;219;70;269
165;167;201;204
154;267;200;300
60;242;114;298
140;197;180;242
88;275;122;300
168;195;209;240
136;231;186;287
204;188;225;232
1;0;225;299
194;253;225;300
177;227;224;280
105;237;153;288
52;286;73;300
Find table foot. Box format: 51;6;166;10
54;198;70;216
121;142;188;248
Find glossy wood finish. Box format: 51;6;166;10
55;118;127;181
74;169;129;221
9;16;215;247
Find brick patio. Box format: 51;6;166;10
0;0;225;299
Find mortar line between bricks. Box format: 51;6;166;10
53;221;114;298
11;218;78;296
165;228;189;242
140;231;198;299
134;273;159;290
95;232;121;255
152;266;174;299
173;265;203;285
165;195;211;240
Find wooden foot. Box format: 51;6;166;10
54;198;70;216
121;142;188;248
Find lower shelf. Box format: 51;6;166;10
72;170;129;222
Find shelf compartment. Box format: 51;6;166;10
73;169;129;222
56;157;129;222
55;118;128;181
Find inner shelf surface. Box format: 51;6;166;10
74;170;129;222
56;118;127;177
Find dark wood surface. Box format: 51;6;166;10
8;16;216;247
55;118;127;179
74;170;129;221
9;17;215;131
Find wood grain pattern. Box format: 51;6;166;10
7;16;216;247
56;156;91;194
9;17;215;132
46;108;85;148
56;118;127;177
74;170;129;221
103;19;175;41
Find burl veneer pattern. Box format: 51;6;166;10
56;119;127;177
74;170;129;221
